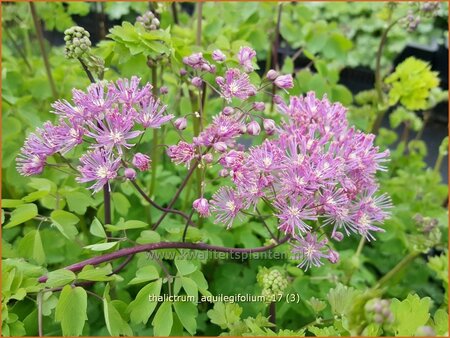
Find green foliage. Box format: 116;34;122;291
390;294;432;336
385;57;440;110
55;285;88;336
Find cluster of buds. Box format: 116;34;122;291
136;11;160;31
404;10;421;32
257;268;288;303
364;298;394;325
64;26;91;59
413;214;438;234
410;214;441;251
420;2;440;17
266;69;294;89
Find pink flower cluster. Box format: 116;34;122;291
17;76;173;192
208;92;391;268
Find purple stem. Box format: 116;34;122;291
130;180;197;227
151;159;200;230
38;236;290;283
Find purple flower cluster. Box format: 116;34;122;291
167;68;390;269
209;92;391;268
17;76;173;192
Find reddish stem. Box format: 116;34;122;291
38;236;290;283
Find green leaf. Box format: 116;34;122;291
103;298;133;336
173;301;197;335
106;220;148;231
77;265;114;282
111;192;131;216
129;265;160;285
33;230;46;265
2;199;25;208
433;309;448;336
181;277;198;300
175;258;197;276
46;269;76;288
128;279;162;324
136;230;161;244
152;302;173;336
327;283;361;316
207;302;242;330
50;210;79;240
84;241;118;252
4;204;38;228
390;293;432;336
65;191;95;215
89;217;106;238
55;285;87;336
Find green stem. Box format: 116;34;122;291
434;153;444;173
374;251;419;289
355;237;366;257
149;65;158;199
196;2;203;46
29;2;57;98
371;11;417;135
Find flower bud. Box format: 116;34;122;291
215;76;225;86
124;168;136;180
263;119;276;135
174;117;187;130
202;153;213;163
222;106;234;116
331;231;344;242
253;102;265;111
239;124;247;134
273;95;283;105
159;86;168;95
137;11;160;31
274;74;294;89
179;69;188;76
219;169;229;177
213;142;227;153
266;69;279;81
132;153;151;171
193;198;210;217
191;77;203;88
212;49;226;62
247;121;261;136
327;249;339;264
64;26;91;59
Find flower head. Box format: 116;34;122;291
291;233;329;270
167;141;197;168
211;187;243;228
76;149;121;192
217;68;256;102
87;110;142;154
136;95;173;128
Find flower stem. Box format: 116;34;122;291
196;2;203;46
152;159;200;230
37;291;43;336
434;153;445;173
269;302;276;327
29;2;57;98
103;185;111;225
371;10;416;135
38;236;290;283
149;65;159;199
373;251;419;289
130;179;196;227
